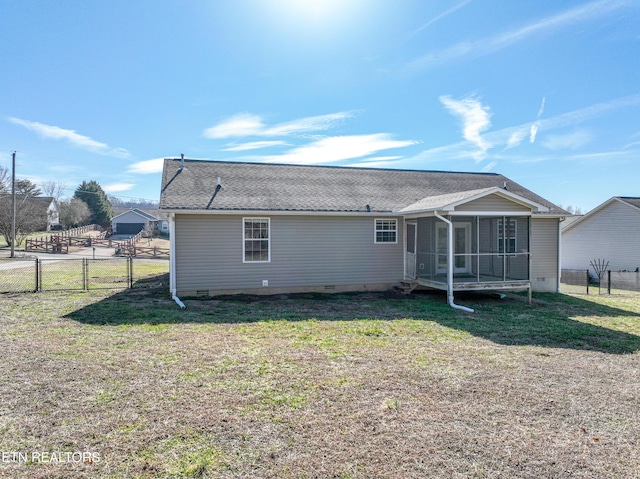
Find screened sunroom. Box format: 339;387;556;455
400;187;551;298
408;215;531;290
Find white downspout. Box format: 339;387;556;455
169;212;186;309
434;211;474;313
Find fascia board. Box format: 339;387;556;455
161;209;400;217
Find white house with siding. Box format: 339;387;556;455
562;197;640;273
159;159;567;302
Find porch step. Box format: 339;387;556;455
396;280;418;295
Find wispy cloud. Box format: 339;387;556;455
7;117;130;158
530;97;546;143
203;111;354;139
127;158;165;174
506;129;528;149
222;140;289;152
103;182;135;193
541;130;593;150
404;0;472;43
440;95;492;160
400;94;640;168
405;0;633;72
532;94;640;132
345;157;404;168
481;161;497;172
262;134;417;165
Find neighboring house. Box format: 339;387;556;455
562;197;640;273
26;196;59;231
111;208;159;235
159;159;567;302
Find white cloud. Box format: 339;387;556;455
506;129;528;149
541;130;593;150
528;96;547;144
204;111;354;139
103;182;135;193
345;157;404;168
405;0;633;72
263;134;417;165
222;140;289;152
203;113;265;138
537;97;546;118
529;124;539;143
127;158;165;174
481;161;497;172
440;95;492;160
7;117;130;158
397;94;640;169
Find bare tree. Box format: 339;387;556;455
0;170;46;246
58;198;91;229
0;195;41;246
40;180;67;202
142;223;155;245
562;205;585;215
0;165;9;194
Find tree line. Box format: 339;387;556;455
0;165;133;247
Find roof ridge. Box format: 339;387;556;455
163;157;502;176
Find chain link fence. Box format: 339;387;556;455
0;257;168;293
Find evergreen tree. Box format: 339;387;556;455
73;180;113;226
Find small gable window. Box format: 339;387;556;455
375;219;397;244
243;218;270;262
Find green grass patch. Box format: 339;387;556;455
1;287;640;478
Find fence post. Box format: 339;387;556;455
608;270;611;295
83;258;88;291
586;269;589;295
128;256;134;289
35;258;39;292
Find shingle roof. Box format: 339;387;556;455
112;208;159;221
159;159;565;215
618;197;640;210
399;187;498;213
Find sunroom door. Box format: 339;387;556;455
436;222;472;274
405;222;417;279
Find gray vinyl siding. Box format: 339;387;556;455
531;217;560;292
456;194;531;212
175;214;404;293
562;200;640;272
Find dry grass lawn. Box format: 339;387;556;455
0;281;639;478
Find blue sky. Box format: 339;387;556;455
1;0;639;212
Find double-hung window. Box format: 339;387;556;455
375;219;397;244
243;218;270;262
497;219;517;254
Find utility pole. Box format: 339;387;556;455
10;151;16;258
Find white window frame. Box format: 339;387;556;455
497;218;517;254
243;217;271;263
374;219;398;244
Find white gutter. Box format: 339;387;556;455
168;213;186;309
434;211;474;313
557;216;565;293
